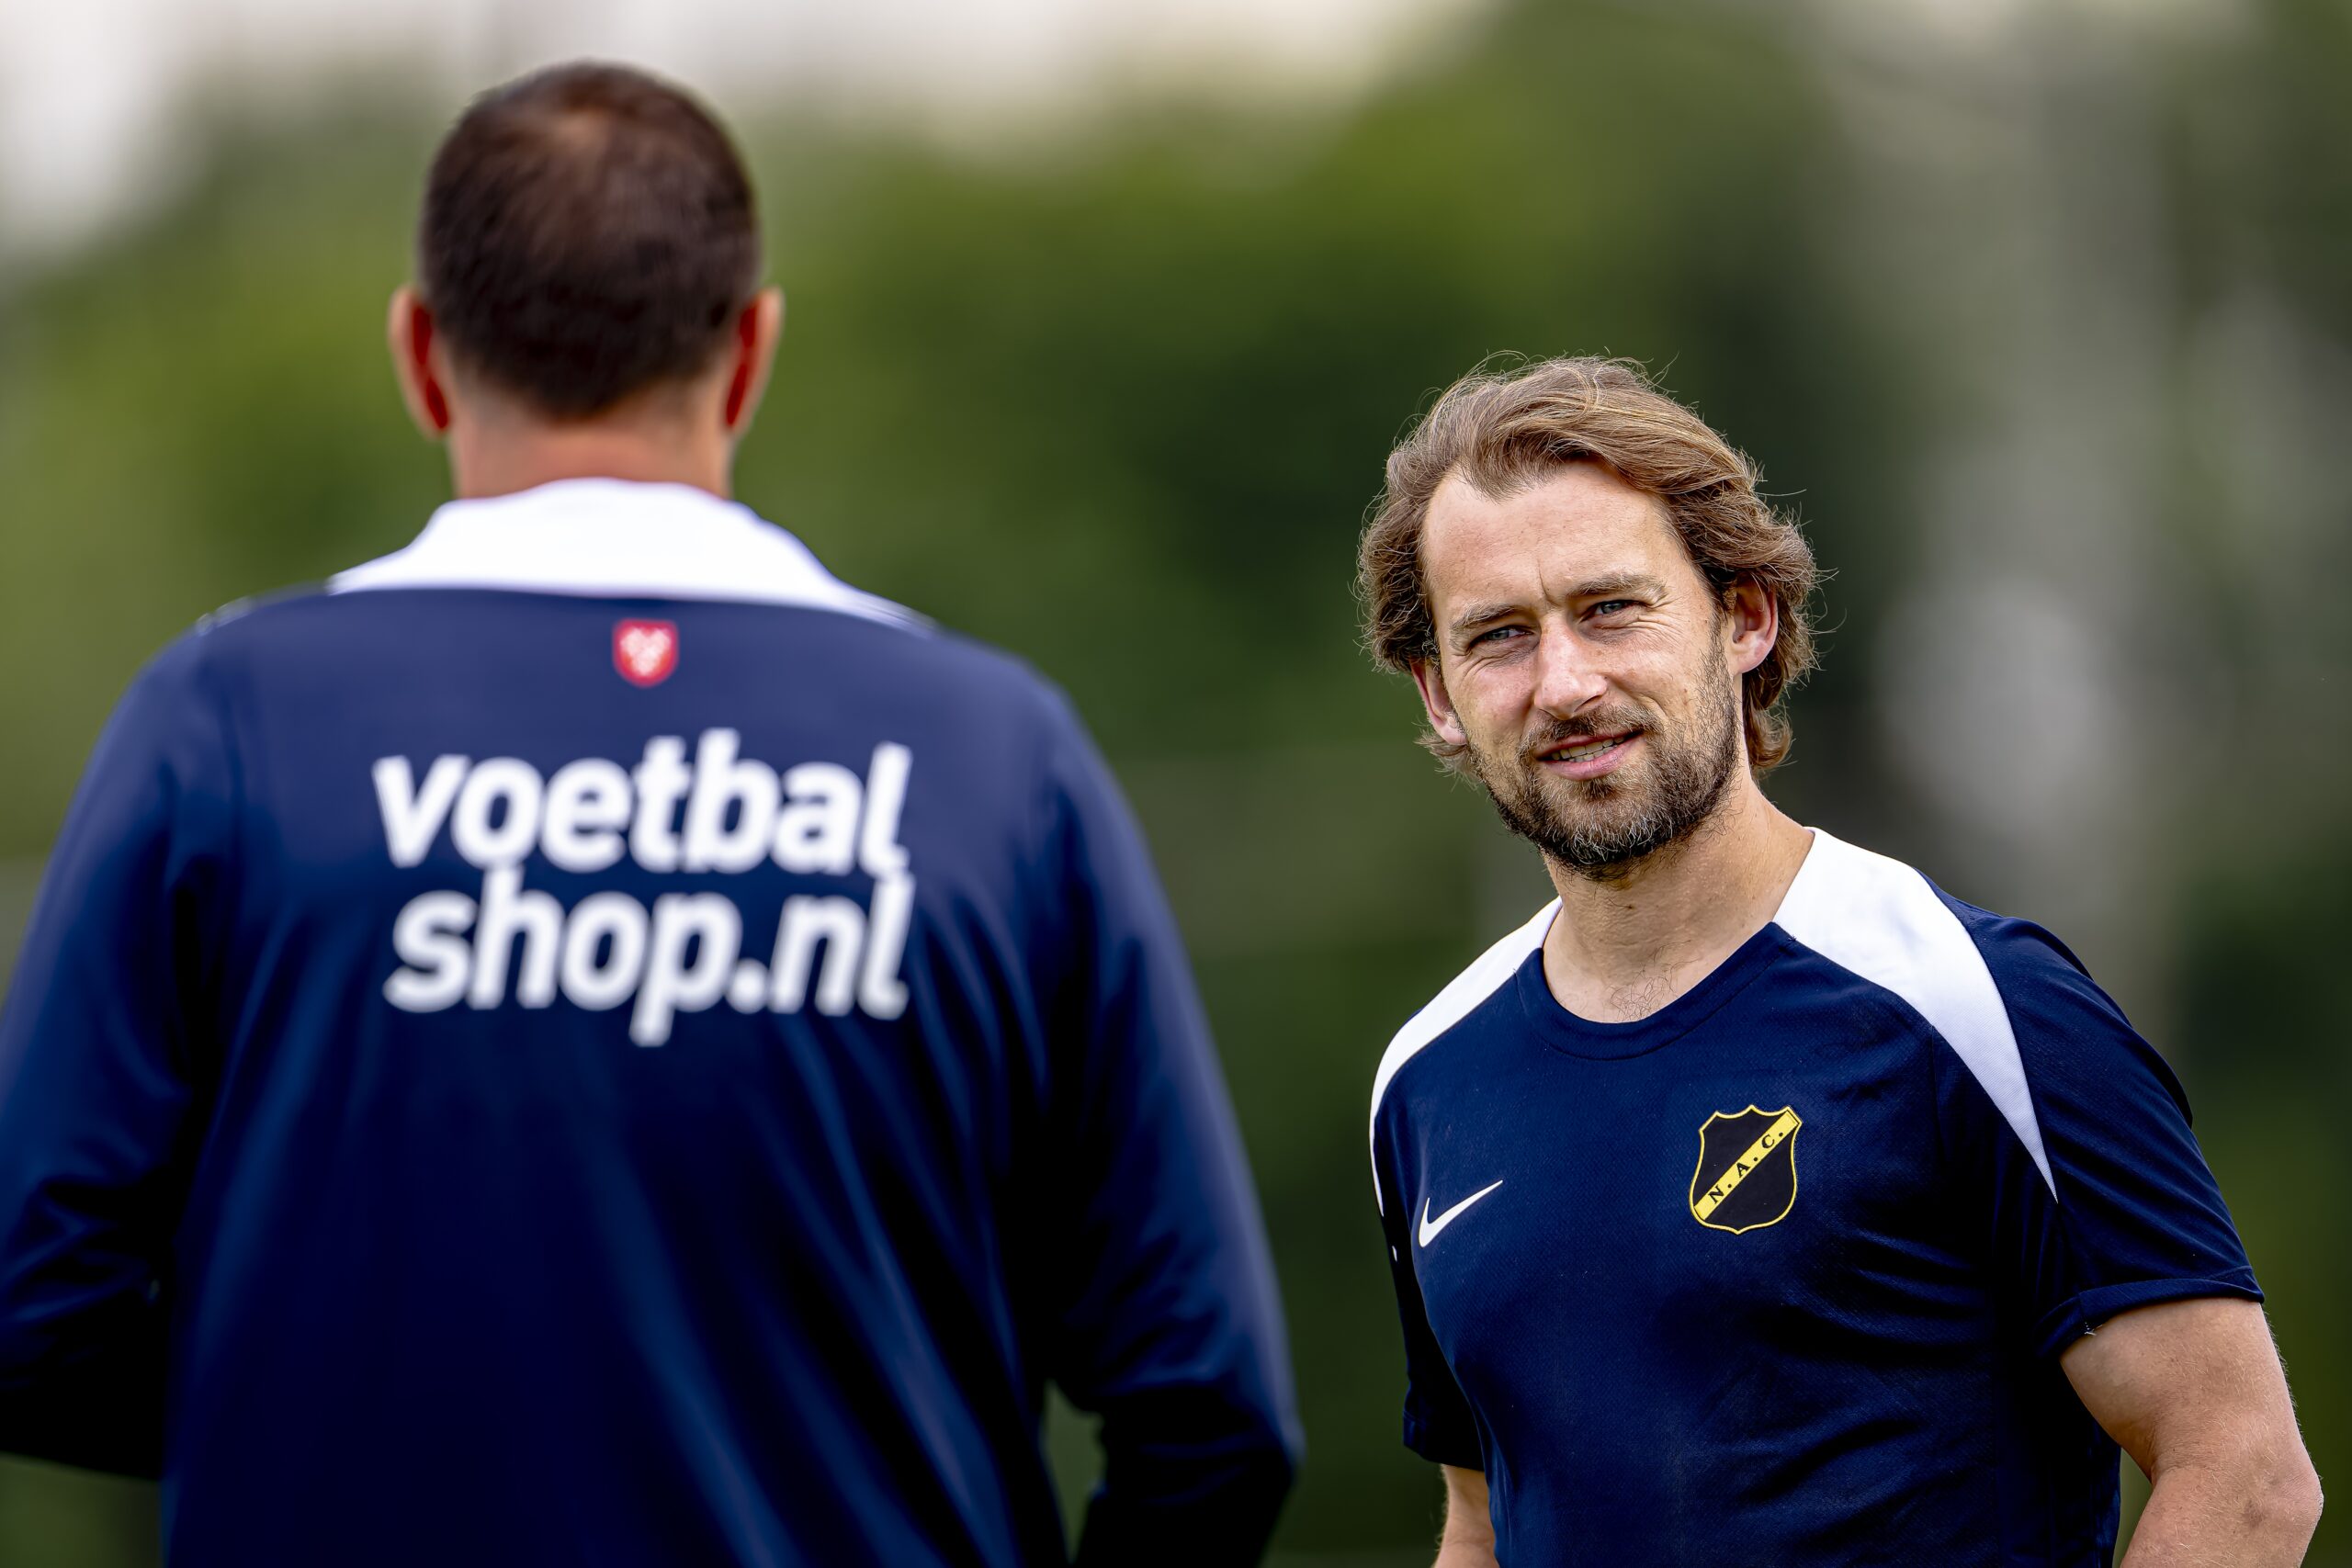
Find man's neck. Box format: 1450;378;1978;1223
447;412;732;502
1539;780;1814;1024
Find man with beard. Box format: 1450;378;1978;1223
1357;357;2318;1566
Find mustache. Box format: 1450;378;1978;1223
1518;711;1649;764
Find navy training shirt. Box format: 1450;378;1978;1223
1369;829;2257;1566
0;479;1298;1567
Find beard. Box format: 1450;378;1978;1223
1466;664;1741;880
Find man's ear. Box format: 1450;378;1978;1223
721;287;786;434
1723;577;1780;678
386;286;451;440
1411;657;1471;751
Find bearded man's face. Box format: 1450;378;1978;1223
1411;463;1755;879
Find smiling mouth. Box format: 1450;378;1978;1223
1537;732;1636;765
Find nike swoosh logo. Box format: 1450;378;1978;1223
1418;1179;1504;1247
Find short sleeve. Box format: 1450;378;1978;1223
1936;904;2260;1359
1371;1105;1484;1469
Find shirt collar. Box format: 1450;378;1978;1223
329;478;922;627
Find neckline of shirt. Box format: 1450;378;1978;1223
327;477;924;626
1510;923;1796;1060
1510;828;1833;1060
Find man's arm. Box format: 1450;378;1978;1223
2062;1297;2321;1566
1024;691;1299;1564
0;638;234;1473
1371;1028;1492;1563
1933;910;2308;1557
1435;1465;1498;1567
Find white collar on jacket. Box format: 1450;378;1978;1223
331;478;922;627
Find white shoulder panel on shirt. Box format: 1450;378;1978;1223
1771;829;2056;1197
330;478;926;628
1366;899;1557;1212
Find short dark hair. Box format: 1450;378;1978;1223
417;62;762;419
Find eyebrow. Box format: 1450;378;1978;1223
1445;574;1669;641
1447;603;1525;639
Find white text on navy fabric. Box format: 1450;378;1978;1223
372;732;914;1043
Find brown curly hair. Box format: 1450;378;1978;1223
1358;356;1819;774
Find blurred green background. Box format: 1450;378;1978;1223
2;0;2346;1562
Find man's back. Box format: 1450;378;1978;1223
0;480;1295;1565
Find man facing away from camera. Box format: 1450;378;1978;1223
1360;358;2319;1566
0;63;1297;1566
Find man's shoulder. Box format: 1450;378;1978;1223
1773;829;2150;1191
1773;829;2098;1019
120;583;334;703
1368;901;1556;1128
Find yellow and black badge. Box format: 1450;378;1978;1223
1689;1105;1803;1235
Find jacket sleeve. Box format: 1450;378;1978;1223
1023;690;1300;1566
0;636;238;1474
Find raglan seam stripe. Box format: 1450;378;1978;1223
1367;901;1555;1214
1771;831;2056;1199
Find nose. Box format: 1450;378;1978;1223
1529;623;1607;719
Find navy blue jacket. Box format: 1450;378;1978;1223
0;479;1298;1567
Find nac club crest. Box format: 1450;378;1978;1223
1689;1105;1803;1235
